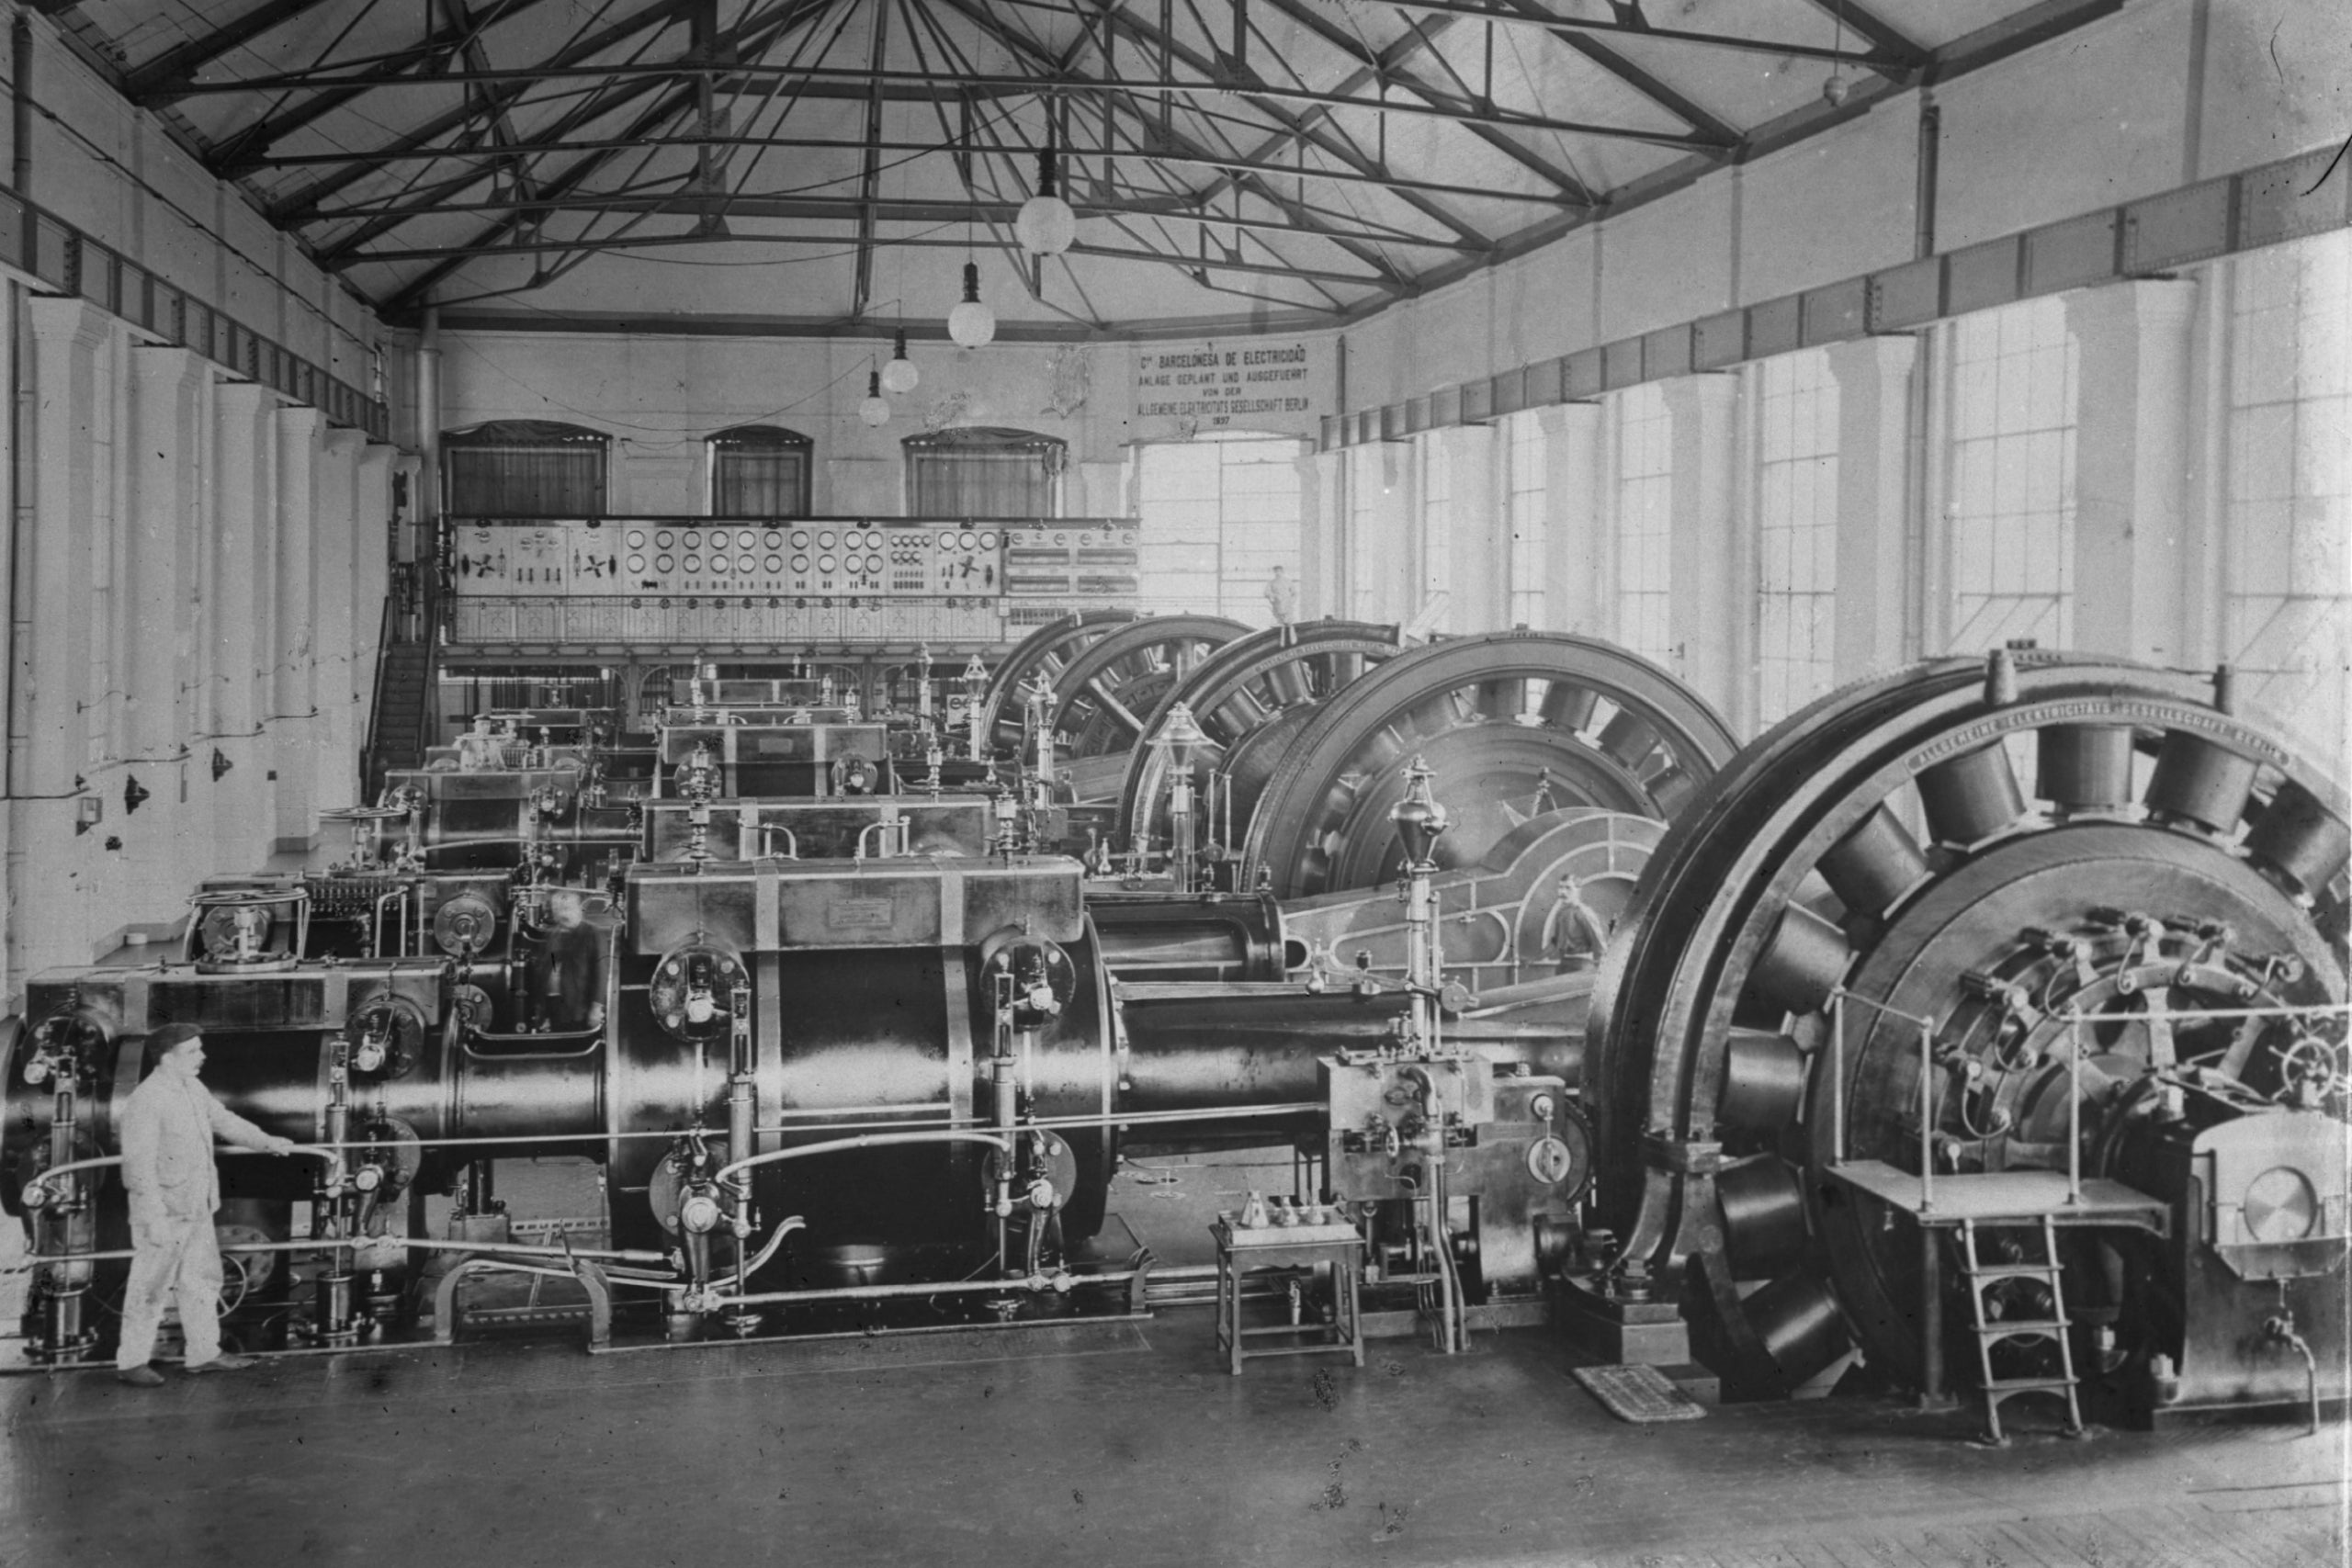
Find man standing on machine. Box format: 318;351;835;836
528;887;608;1033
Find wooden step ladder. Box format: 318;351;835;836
1960;1214;2083;1445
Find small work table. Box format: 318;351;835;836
1211;1214;1366;1376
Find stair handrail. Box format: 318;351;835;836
361;587;401;799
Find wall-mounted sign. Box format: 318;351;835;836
1133;336;1331;441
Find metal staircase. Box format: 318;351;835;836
1960;1214;2084;1445
363;567;435;798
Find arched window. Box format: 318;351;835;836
443;420;610;517
903;426;1066;518
709;424;814;517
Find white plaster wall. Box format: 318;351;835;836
1332;0;2343;417
0;296;398;1009
10;21;384;400
1934;5;2198;252
1599;182;1738;344
1737;107;1921;307
438;332;1163;511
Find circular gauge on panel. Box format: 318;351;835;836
978;531;999;549
626;529;647;548
938;531;957;549
791;554;809;572
958;531;978;549
764;554;783;573
683;554;702;573
1054;533;1067;545
818;530;837;548
790;529;810;548
655;530;675;548
764;531;783;548
731;530;752;549
627;554;646;573
1080;533;1094;546
818;554;837;574
655;554;675;572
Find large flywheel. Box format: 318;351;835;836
1043;615;1250;779
1587;651;2350;1399
974;610;1138;760
1115;619;1413;853
1238;631;1738;898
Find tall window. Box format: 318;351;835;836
1501;411;1547;629
904;427;1065;517
1418;431;1453;626
1134;433;1304;623
709;425;812;516
1755;350;1841;722
1944;296;2077;651
2224;229;2351;766
1613;381;1673;664
444;420;609;516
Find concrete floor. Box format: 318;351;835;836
4;1154;2344;1566
3;1311;2343;1568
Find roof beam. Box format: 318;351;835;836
352;226;1393;288
236;132;1571;209
166;58;1725;149
1085;1;1497;252
121;0;344;100
1789;0;1929;74
314;189;1487;250
1338;0;1920;72
202;0;582;174
850;0;889;319
1254;0;1608;202
1481;0;1740;147
371;0;845;309
258;0;715;209
936;0;1408;291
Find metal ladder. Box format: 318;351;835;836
1960;1214;2084;1444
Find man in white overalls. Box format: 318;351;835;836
114;1023;296;1385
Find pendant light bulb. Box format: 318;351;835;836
881;328;920;394
947;261;996;349
1015;150;1077;257
858;368;891;428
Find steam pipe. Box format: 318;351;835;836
15;1234;672;1269
713;1129;1011;1190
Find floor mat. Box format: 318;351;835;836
1572;1362;1709;1423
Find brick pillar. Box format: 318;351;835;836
1295;447;1332;621
1536;402;1604;635
2066;278;2199;663
274;408;325;849
1662;374;1741;718
312;429;367;812
1432;423;1499;633
1826;334;1921;683
351;442;397;778
126;346;209;908
10;299;117;976
208;382;276;874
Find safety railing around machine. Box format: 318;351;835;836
1824;989;2352;1216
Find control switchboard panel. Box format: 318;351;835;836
447;517;1137;604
